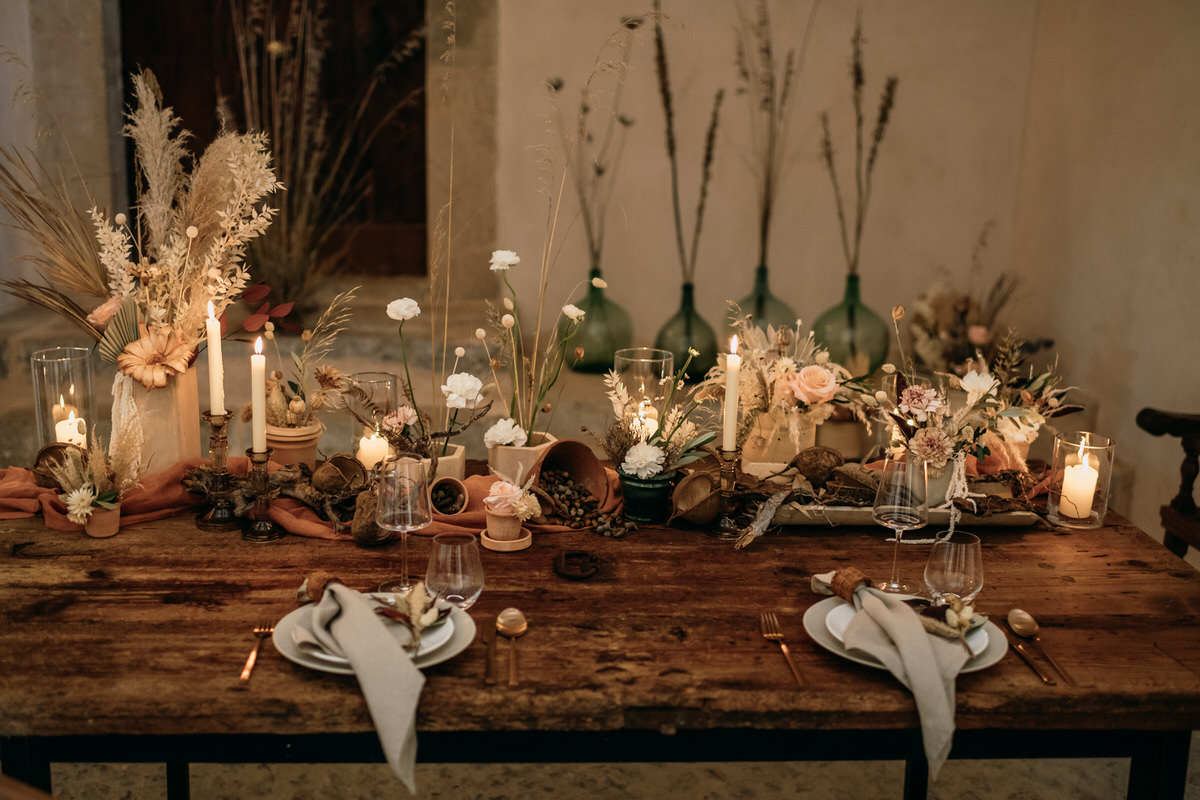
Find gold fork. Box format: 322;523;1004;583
760;612;804;688
239;623;275;683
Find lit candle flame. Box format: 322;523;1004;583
207;300;216;319
730;335;739;355
254;336;263;355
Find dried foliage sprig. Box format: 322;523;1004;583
819;13;898;276
653;0;724;283
228;0;424;310
733;0;819;266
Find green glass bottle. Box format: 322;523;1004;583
812;274;889;377
655;282;718;382
735;264;797;332
565;269;633;373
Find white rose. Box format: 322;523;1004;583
484;418;528;449
386;297;421;321
489;250;520;271
441;372;484;409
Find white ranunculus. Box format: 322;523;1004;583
562;303;585;322
484;418;528;449
489;250;520;271
621;441;666;479
386;297;421;321
441;372;485;409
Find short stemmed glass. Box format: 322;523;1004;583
425;533;485;610
872;455;929;594
376;458;432;594
924;531;983;606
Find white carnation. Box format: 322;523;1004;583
441;372;485;409
621;441;666;479
489;250;520;271
484;418;528;449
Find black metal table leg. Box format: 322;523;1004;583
0;736;52;792
1127;730;1191;800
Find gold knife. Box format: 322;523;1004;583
484;623;498;685
1003;623;1056;685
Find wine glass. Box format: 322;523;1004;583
872;454;929;594
376;457;432;594
924;530;983;605
425;533;485;610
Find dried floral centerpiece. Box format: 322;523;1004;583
48;436;144;536
700;308;865;464
730;0;819;329
651;0;724;380
813;14;898;375
549;17;642;371
477;249;584;449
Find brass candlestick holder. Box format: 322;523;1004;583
711;446;742;539
196;411;240;532
243;448;284;542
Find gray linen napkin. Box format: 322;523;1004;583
812;570;969;779
307;583;425;792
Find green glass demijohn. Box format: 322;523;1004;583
655;282;717;382
735;263;798;332
565;268;633;373
812;274;889;377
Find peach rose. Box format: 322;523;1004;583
789;365;838;405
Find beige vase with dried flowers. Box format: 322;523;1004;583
113;368;202;472
742;409;817;465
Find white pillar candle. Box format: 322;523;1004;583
1060;441;1098;518
55;410;87;447
251;337;266;452
356;433;389;469
206;302;226;415
722;336;741;452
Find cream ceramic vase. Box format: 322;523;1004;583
265;421;323;468
488;432;557;482
420;443;466;481
114;367;201;470
742;410;816;465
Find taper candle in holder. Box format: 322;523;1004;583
712;446;742;538
243;447;284;542
1047;431;1114;529
195;411;239;531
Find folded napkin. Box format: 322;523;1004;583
812;567;970;779
306;582;425;792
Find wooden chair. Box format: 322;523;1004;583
1137;407;1200;557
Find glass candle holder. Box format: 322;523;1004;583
347;372;399;466
31;346;94;450
1047;431;1115;529
613;348;673;437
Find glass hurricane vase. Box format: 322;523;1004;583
562;268;633;373
812;274;889;377
655;282;717;383
735;264;797;332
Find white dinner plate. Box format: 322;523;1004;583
824;599;989;658
295;594;456;667
803;596;1007;673
273;603;475;675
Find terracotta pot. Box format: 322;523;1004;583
430;475;469;515
84;504;121;538
484;508;523;541
742;409;817;466
528;439;609;505
488;431;557;483
265;421;324;469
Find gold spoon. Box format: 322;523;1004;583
497;607;528;688
1008;608;1075;685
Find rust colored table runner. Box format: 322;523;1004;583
1;511;1197;799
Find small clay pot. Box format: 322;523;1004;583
484;508;523;541
528;439;609;504
430;475;469;515
84;505;121;538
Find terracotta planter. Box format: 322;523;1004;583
488;431;557;483
265;421;323;469
528;439;609;504
484;508;523;541
742;409;817;465
84;504;121;538
430;475;469;515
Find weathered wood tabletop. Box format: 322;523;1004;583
1;509;1198;798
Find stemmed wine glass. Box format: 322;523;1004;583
376;457;432;594
425;533;485;610
924;530;983;605
872;454;929;594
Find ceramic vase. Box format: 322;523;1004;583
488;432;557;484
619;473;674;524
84;505;121;538
265;421;323;469
420;443;466;481
114;367;202;471
742;410;817;466
484;508;523;541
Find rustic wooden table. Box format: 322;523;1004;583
1;509;1198;799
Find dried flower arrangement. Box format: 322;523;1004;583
227;0;424;311
49;437;144;526
589;349;716;480
819;14;898;277
653;1;724;288
733;0;819;270
699;307;866;452
1;70;282;381
483;478;542;522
